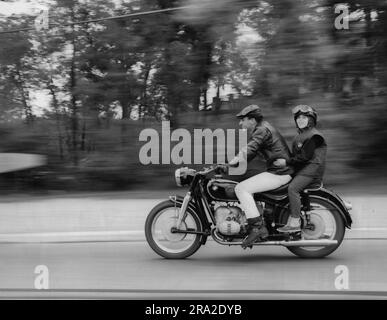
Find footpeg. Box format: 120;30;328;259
287;231;302;241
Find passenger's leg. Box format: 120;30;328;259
277;175;315;233
288;175;315;218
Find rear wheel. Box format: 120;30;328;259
145;200;203;259
281;196;345;258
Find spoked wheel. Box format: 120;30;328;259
281;196;346;258
145;200;203;259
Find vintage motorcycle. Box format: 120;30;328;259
145;165;353;259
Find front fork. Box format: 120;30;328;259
175;191;192;228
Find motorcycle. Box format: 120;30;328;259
145;165;353;259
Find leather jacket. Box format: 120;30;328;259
289;127;327;179
246;121;294;175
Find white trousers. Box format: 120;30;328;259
234;172;292;219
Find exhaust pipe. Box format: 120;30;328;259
280;239;338;247
212;231;337;247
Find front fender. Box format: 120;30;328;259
308;188;353;228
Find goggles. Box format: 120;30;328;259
292;105;315;115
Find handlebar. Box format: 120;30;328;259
198;164;229;176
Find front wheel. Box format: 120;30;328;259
282;195;346;258
145;200;203;259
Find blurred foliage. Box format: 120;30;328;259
0;0;387;191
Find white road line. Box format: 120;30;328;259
0;230;144;243
1;288;387;299
350;227;387;231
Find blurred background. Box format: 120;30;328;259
0;0;386;193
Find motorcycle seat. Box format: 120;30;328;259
259;183;290;196
303;181;323;192
255;181;323;200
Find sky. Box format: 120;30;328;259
0;0;50;16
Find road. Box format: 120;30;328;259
0;239;386;299
1;192;387;241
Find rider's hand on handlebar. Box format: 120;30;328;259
215;164;229;174
273;158;286;167
228;156;239;167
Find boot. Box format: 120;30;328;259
277;216;301;233
241;216;269;249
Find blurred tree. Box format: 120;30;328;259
0;16;35;123
326;0;387;168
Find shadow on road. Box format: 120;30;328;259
145;251;347;266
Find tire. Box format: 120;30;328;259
145;200;203;259
282;195;346;258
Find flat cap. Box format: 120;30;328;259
236;104;262;118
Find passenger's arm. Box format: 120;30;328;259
287;136;322;166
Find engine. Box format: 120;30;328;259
214;203;247;236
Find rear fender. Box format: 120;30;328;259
308;188;353;228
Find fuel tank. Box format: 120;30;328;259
206;179;238;201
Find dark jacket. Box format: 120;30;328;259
287;127;327;179
246;121;294;175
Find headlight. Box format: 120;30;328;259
175;168;183;187
175;167;195;187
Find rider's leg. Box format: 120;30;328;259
277;175;315;233
235;172;292;247
235;172;292;218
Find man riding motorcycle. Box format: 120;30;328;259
275;105;327;233
227;104;294;248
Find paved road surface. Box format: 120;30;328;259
0;239;386;299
